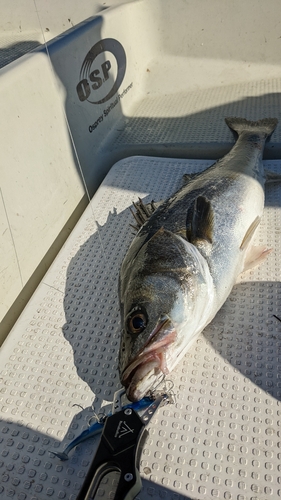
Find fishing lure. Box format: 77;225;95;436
51;396;154;460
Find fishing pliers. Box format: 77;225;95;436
74;388;170;500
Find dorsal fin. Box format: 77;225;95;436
186;196;214;244
182;172;199;186
129;198;161;232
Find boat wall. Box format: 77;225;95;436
0;1;132;44
0;0;156;341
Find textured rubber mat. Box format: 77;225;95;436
106;79;281;158
0;156;281;499
0;33;41;69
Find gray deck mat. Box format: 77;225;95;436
104;80;281;160
0;33;41;69
0;156;281;499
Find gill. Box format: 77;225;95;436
31;0;106;277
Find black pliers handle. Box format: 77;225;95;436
76;393;169;500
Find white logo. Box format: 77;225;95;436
114;420;134;438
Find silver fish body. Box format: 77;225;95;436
118;117;278;401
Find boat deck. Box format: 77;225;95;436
1;155;281;499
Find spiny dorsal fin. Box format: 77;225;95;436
186;195;214;244
129;198;160;232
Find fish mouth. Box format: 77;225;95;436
121;317;177;401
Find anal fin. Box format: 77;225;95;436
239;215;272;275
240;216;261;250
242;245;272;272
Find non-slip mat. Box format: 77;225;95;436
0;156;281;499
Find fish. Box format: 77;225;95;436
118;117;278;402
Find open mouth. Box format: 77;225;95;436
121;319;177;401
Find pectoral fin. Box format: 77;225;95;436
186;196;214;244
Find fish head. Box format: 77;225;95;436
119;227;213;401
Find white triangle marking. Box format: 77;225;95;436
115;420;134;438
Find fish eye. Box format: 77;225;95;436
126;311;147;334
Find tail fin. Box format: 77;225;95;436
225;117;278;137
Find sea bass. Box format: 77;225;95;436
118;117;278;401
